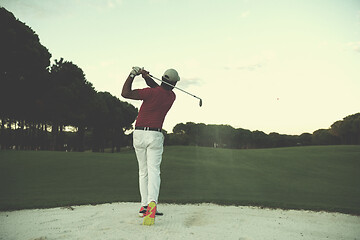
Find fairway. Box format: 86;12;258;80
1;145;360;215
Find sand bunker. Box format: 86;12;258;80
1;202;359;240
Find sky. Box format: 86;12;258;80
1;0;360;135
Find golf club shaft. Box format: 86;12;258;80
148;74;202;106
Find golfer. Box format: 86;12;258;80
121;66;179;226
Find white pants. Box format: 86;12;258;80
133;130;164;206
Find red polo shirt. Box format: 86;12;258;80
135;87;176;129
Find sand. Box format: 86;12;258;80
1;202;359;240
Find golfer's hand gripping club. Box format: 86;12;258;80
130;66;143;78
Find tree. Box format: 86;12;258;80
252;130;269;148
0;7;51;150
299;133;312;146
0;7;139;152
102;92;137;152
172;122;194;145
48;58;96;151
90;92;137;152
89;92;109;152
331;113;360;145
234;128;252;149
206;124;236;148
312;129;339;145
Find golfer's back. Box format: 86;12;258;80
135;86;176;129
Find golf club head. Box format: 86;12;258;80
199;99;202;107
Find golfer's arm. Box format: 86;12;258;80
121;75;141;100
143;75;159;88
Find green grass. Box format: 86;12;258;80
1;145;360;215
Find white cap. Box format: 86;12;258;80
162;69;180;82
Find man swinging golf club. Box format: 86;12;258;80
121;66;179;226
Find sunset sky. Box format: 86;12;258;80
2;0;359;134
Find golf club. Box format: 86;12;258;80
148;73;203;107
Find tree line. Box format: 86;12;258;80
164;112;360;149
0;7;137;152
1;7;358;152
